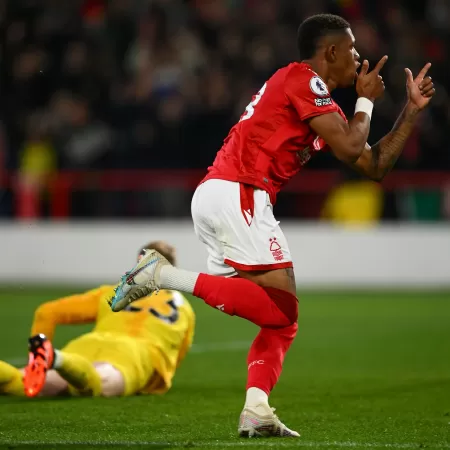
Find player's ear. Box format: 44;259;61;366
325;44;337;64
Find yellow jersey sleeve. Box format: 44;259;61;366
176;302;195;368
30;286;112;340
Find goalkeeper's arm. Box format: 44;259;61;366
30;287;105;340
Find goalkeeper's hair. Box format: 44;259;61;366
297;14;350;60
138;240;177;266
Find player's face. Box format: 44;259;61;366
334;28;360;88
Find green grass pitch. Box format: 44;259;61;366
0;287;449;450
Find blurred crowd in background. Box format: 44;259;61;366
1;0;450;221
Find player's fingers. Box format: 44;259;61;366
372;55;388;74
419;77;433;90
404;68;414;84
359;60;369;76
422;87;435;97
415;62;432;82
419;78;433;96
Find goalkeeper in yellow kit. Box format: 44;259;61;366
0;241;195;398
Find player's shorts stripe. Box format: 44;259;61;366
224;258;293;271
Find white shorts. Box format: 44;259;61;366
191;179;292;276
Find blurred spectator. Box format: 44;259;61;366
1;0;450;219
321;170;384;227
20;111;56;178
49;91;113;168
16;111;56;219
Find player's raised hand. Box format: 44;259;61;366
405;63;435;112
356;55;388;102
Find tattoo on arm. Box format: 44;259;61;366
285;268;296;293
370;105;418;179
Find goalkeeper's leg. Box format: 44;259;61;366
0;360;25;396
54;351;103;397
24;334;103;397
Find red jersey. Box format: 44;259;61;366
201;62;347;204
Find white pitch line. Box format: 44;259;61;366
3;441;450;449
3;340;251;367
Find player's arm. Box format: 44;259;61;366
309;110;371;165
308;57;387;166
352;64;435;181
176;304;195;367
30;287;105;340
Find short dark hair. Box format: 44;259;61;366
138;241;177;266
297;14;350;60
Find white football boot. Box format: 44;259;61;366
108;249;170;312
238;403;300;438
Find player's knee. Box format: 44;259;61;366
263;288;298;328
285;298;299;325
285;320;298;338
274;321;298;343
40;370;69;396
95;364;126;397
261;312;297;329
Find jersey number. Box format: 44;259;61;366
124;297;182;324
239;83;267;122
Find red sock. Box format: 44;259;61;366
193;273;298;328
246;323;298;395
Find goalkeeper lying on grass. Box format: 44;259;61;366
0;241;195;398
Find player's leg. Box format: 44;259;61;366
92;363;126;397
239;322;299;437
66;333;152;397
110;254;297;328
108;180;299;436
0;361;25;396
110;181;297;330
0;359;68;397
88;335;152;397
40;370;70;396
109;181;297;330
54;351;102;396
24;333;102;397
177;181;300;436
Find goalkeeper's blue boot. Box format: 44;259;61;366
108;249;170;312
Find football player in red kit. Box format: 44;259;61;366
108;14;435;437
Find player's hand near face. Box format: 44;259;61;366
351;62;436;181
308;55;389;165
356;56;388;102
405;63;435;113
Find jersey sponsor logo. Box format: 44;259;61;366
309;76;329;97
314;97;332;107
296;147;312;165
297;137;326;165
